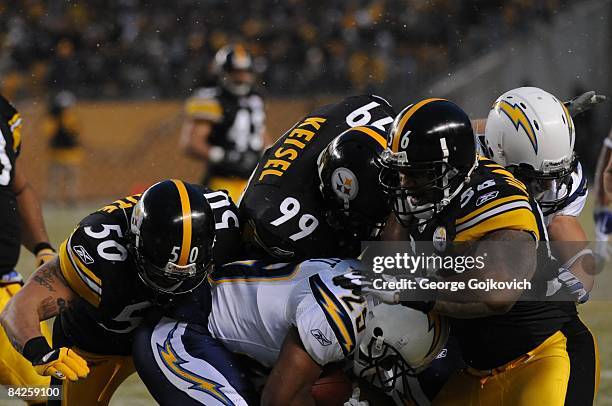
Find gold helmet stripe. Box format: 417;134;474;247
352;126;387;149
391;98;446;153
560;102;574;144
171;179;192;266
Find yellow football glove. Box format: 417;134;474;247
35;247;56;267
33;347;89;381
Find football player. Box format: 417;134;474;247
593;125;612;260
482;87;599;405
348;99;575;405
0;94;56;402
132;258;449;405
0;179;241;405
180;44;267;202
240;95;395;260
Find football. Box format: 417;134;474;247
311;366;354;406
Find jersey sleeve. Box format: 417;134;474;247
454;161;541;242
184;88;223;122
295;273;365;365
58;224;104;307
201;187;244;264
0;95;22;156
556;164;588;218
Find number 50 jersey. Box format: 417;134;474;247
55;187;242;355
240;95;395;260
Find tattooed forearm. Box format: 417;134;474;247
31;259;69;292
5;324;24;353
39;296;58;319
38;296;75;320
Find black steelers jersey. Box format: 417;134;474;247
55;187;241;355
407;157;572;369
0;96;23;273
239;95;395;260
185;86;265;180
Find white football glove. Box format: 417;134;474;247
344;387;369;406
332;270;400;305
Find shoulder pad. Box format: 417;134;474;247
202;188;243;264
454;160;541;241
300;271;366;362
185;88;223;122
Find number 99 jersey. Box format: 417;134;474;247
55;187;242;355
239;95;395;260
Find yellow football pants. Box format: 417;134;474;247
0;283;52;389
434;331;570;406
56;348;135;406
208;176;248;203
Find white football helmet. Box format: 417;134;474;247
484;87;577;212
352;303;449;394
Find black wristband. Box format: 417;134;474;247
22;336;53;363
33;242;55;256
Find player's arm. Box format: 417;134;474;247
11;160;55;265
0;258;88;380
179;117;214;161
547;215;595;292
471;118;487;135
261;327;321;406
594;129;612;206
432;229;537;318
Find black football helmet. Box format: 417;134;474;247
214;44;254;96
127;180;215;295
318;125;391;241
379;99;477;223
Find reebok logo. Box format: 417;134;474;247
310;329;332;346
73;245;95;264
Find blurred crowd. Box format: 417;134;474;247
0;0;575;100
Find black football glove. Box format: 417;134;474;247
564;91;607;117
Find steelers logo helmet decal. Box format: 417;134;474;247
332;167;359;201
433;226;447;252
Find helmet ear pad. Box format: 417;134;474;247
318;126;391;241
129;180;216;295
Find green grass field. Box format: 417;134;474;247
10;199;612;405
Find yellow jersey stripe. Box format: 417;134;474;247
352;126;387;149
208;264;302;285
391;98;446;152
456;200;532;232
59;241;101;307
455;206;539;242
185;100;223;120
172;180;192;266
455;195;529;226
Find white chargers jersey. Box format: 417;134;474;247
208;259;367;367
542;162;588;226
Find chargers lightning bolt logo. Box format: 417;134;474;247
497;100;538;154
309;274;355;356
158;324;234;405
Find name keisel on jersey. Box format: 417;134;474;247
259;116;327;181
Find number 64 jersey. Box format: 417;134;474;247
55;187;242;355
207;259;367;368
240;95;395;260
